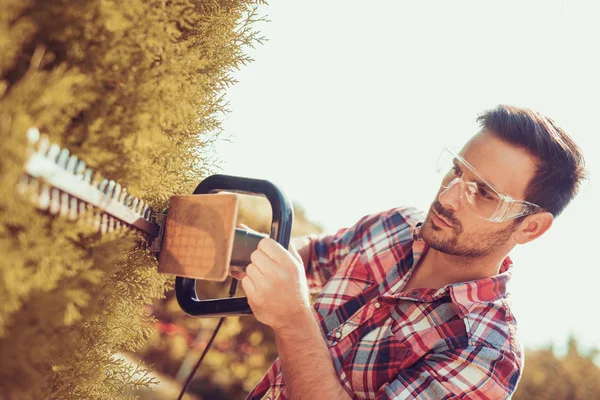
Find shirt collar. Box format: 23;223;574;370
411;221;423;241
446;257;513;317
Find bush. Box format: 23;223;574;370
0;0;264;398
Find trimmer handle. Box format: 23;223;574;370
175;174;293;317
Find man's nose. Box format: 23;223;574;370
438;178;462;212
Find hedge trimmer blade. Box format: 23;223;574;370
18;128;162;241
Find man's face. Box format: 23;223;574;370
420;130;537;258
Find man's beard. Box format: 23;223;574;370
420;201;518;258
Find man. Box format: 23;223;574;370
232;105;586;399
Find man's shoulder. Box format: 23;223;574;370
461;297;523;359
367;206;426;235
357;206;426;251
379;206;427;224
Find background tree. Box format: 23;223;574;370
0;1;265;398
514;337;600;399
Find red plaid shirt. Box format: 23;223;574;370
247;207;523;400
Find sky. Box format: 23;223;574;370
214;0;600;353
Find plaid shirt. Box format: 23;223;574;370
247;207;523;400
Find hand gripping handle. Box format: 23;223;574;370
175;174;293;317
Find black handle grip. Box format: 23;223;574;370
175;174;293;317
230;228;268;268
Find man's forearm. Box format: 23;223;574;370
274;308;352;400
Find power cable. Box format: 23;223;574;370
176;279;239;400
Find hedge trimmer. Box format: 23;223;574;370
18;127;294;398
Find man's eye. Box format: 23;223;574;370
478;187;493;199
451;166;462;176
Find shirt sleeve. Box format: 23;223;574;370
305;211;384;293
376;346;522;400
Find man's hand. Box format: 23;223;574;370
231;237;312;332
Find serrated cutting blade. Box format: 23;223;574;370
19;128;161;240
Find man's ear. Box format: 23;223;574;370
513;212;553;245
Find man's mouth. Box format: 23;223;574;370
432;209;452;228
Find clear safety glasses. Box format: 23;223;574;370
435;147;542;222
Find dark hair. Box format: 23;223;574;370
476;104;586;218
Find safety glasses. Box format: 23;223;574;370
435;147;542;222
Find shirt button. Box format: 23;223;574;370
410;290;419;297
265;397;271;400
335;331;342;339
374;301;381;309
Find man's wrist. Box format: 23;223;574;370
273;305;316;339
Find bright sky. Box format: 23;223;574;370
215;0;600;353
